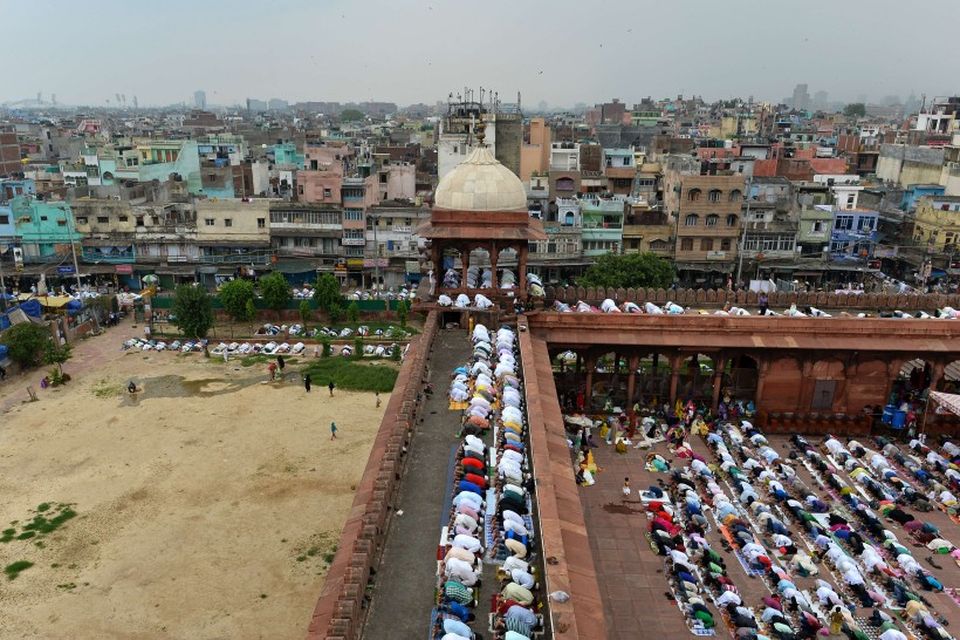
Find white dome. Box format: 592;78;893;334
434;146;527;212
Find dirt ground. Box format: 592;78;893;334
0;331;387;639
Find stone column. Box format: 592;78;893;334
669;355;681;405
585;354;596;411
461;244;470;288
798;358;815;412
711;354;728;410
626;354;640;413
931;360;945;393
518;242;529;300
755;358;771;408
489;241;498;290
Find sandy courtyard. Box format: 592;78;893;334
0;337;387;639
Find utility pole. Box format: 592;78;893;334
371;211;380;298
735;176;753;287
66;209;83;294
0;244;7;312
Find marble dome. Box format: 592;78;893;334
433;146;527;212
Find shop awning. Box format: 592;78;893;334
16;294;74;308
930;391;960;417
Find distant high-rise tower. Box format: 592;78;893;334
51;93;57;106
133;95;139;109
813;90;828;111
194;90;207;110
791;84;810;111
36;91;42;104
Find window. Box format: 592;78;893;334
118;215;128;222
405;218;412;226
323;188;332;198
700;238;714;251
0;215;7;224
650;239;668;251
257;218;265;229
379;174;387;184
151;215;160;225
680;238;693;251
721;239;731;251
834;215;853;230
705;214;719;227
344;209;363;221
135;216;144;226
97;216;109;223
40;216;48;221
688;188;701;202
708;189;722;202
729;189;742;202
224;218;233;227
684;214;699;226
205;218;215;226
857;217;874;231
726;214;738;227
57;220;67;227
366;218;374;230
76;216;88;224
298;184;304;195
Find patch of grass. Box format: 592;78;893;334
92;379;122;398
22;505;77;535
323;552;336;564
259;593;268;599
36;503;51;513
1;529;15;543
296;555;307;562
50;563;60;568
57;582;77;590
240;354;269;367
4;560;34;580
16;531;35;540
306;547;320;557
301;358;398;393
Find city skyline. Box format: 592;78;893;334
1;0;957;108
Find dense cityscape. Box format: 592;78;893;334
1;89;959;304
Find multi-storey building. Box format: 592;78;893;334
673;175;745;284
580;195;625;257
913;195;960;252
11;197;82;263
739;177;798;263
529;197;585;283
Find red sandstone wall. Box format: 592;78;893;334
305;310;439;640
544;286;960;314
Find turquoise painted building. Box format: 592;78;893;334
580;196;625;256
272;142;305;169
11;197;83;262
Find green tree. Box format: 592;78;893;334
218;279;256;323
577;252;675;289
259;272;291;319
1;323;53;369
299;300;313;325
329;304;344;324
347;301;360;323
321;337;332;358
172;284;214;340
395;299;409;327
843;103;866;118
313;274;343;313
352;337;363;360
340;109;364;122
244;299;257;328
43;340;72;375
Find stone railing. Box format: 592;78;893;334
758;410;960;436
544;286;960;313
306;310;439;640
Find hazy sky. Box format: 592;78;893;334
2;0;957;108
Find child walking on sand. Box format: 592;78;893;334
330;421;338;440
622;477;631;502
